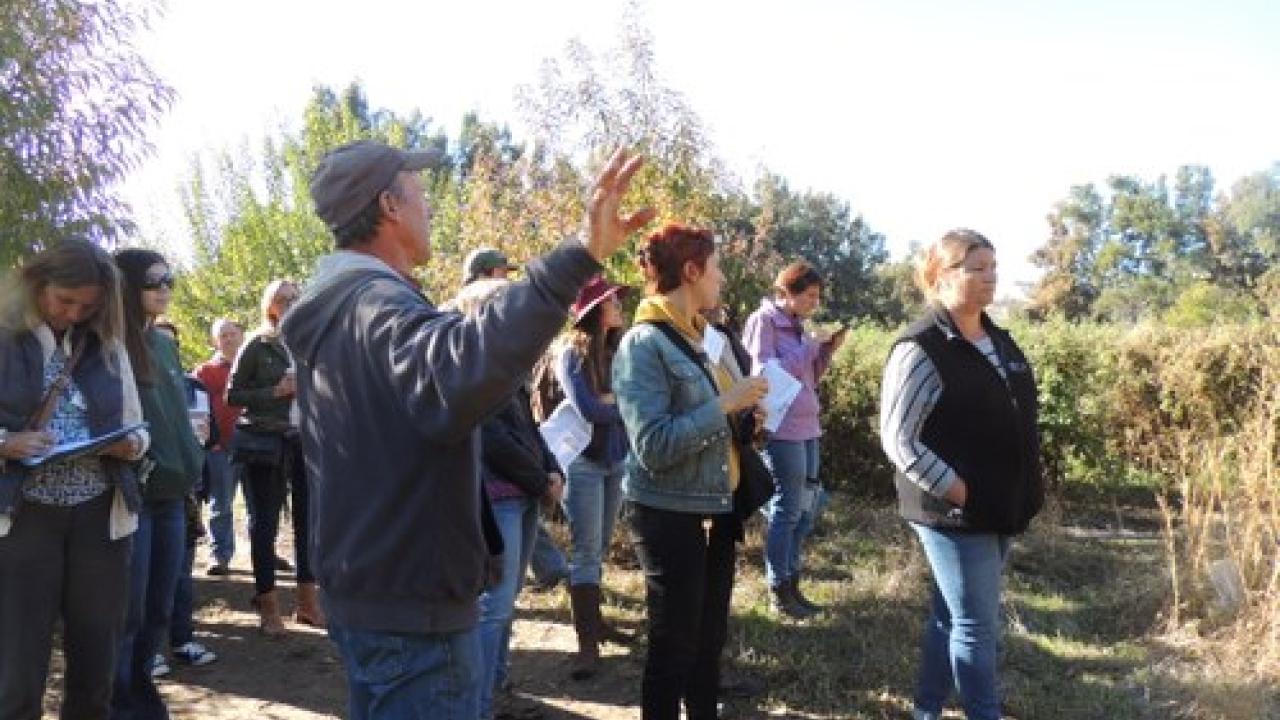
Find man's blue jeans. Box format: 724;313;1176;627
112;498;186;720
911;524;1011;720
763;438;819;588
328;622;482;720
477;496;538;719
204;448;237;565
562;455;623;586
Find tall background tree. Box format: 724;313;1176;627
1029;163;1280;323
1;0;173;265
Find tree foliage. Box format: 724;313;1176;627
1030;164;1280;323
0;0;173;265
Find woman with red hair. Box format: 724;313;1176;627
614;224;768;720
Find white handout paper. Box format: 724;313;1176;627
701;327;727;365
538;400;593;471
758;360;802;433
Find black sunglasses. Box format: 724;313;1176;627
142;273;175;290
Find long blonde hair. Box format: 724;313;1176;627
914;228;994;302
259;278;297;332
0;239;126;354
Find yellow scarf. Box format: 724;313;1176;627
633;296;740;490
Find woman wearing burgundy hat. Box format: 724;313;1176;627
555;274;631;680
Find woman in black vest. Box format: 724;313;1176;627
0;240;148;720
879;229;1043;720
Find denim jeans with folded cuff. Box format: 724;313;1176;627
327;622;482;720
910;523;1011;720
763;438;819;588
562;455;624;586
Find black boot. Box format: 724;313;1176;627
770;582;816;620
790;575;824;614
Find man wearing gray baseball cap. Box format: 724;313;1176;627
282;140;653;719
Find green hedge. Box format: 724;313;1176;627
817;318;1280;502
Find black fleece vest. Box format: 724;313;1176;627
892;307;1043;535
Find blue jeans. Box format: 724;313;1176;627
763;438;819;588
204;448;237;565
169;540;196;647
328;622;482;720
911;524;1011;720
477;497;538;719
528;520;568;586
112;498;186;720
562;456;623;586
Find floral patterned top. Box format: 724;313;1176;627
22;346;109;506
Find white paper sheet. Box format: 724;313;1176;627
758;360;802;433
538;400;593;471
701;327;727;365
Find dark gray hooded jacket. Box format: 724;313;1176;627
282;240;598;634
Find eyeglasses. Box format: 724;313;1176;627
142;273;175;290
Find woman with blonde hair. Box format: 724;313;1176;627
0;240;149;719
227;279;322;635
879;229;1043;720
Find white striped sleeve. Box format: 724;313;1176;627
879;341;957;498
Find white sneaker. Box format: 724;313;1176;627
150;653;171;678
912;710;941;720
172;641;218;666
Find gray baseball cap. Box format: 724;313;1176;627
309;140;445;232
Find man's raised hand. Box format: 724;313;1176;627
584;148;657;263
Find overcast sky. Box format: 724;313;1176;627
121;0;1280;295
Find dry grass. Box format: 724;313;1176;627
1153;358;1280;718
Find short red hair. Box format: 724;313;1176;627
637;224;715;294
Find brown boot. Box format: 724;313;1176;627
591;585;633;645
568;584;599;680
251;590;286;637
294;582;327;628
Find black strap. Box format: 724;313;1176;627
640;320;719;393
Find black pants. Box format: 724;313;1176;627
0;491;131;720
240;436;313;594
628;503;737;720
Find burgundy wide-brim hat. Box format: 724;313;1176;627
572;275;630;325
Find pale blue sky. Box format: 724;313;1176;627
122;0;1280;295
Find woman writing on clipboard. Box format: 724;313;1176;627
0;240;149;719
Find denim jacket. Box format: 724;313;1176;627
613;323;735;515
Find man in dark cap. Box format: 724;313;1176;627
462;247;517;285
283;140;652;719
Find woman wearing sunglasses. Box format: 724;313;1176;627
110;248;205;719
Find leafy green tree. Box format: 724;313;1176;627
749;174;889;322
1162;282;1260;327
1;0;172;265
1029;184;1104;319
167;83;448;365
